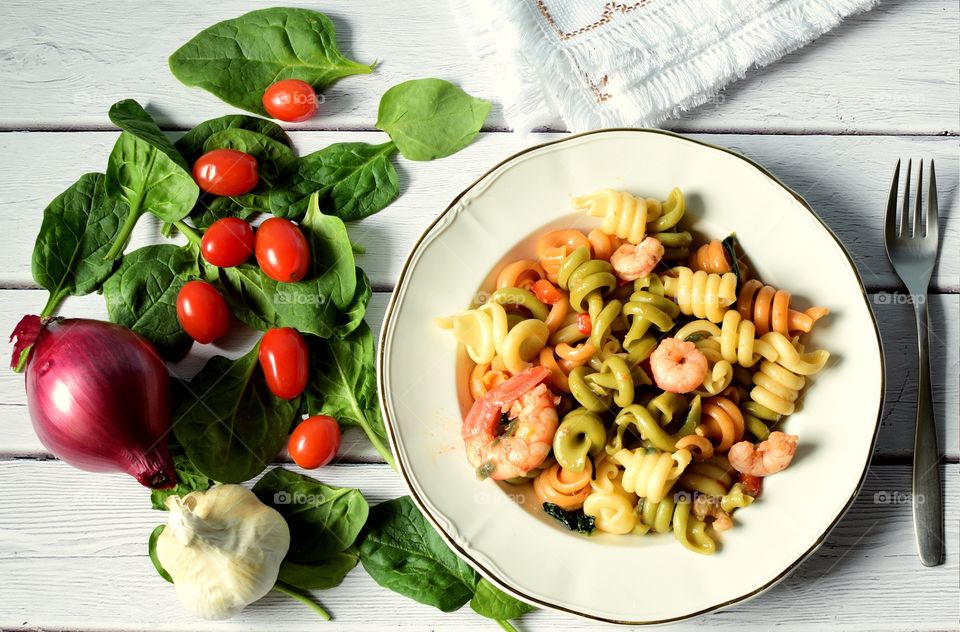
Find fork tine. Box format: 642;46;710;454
913;160;924;238
900;159;912;238
927;159;939;241
885;159;901;239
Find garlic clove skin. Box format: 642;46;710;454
157;484;290;620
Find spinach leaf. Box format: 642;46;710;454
101;243;197;355
359;496;478;612
149;446;214;511
254;468;369;562
277;548;359;590
217;264;340;337
103;100;199;259
302;322;393;467
301;191;357;310
333;268;371;339
470;578;535;622
376;79;490;161
268;142;399;221
169;8;373;116
175;114;291;164
190;195;259;229
172;344;299;483
148;525;173;583
722;233;744;286
543;502;595;534
32;173;128;317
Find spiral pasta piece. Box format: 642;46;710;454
553;408;606;472
583;354;635;408
720;482;755;514
688;239;731;274
737;279;829;336
662;267;737;322
469;361;509;400
557;246;617;313
612;447;692;503
573;189;651;244
622;275;679;359
536;229;590;282
496;259;546;291
750;359;806;416
533;460;593;511
695;396;745;455
587;228;622;261
677;455;736;497
636;495;716;555
583;458;638;534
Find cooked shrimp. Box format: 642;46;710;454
728;431;798;477
649;338;708;394
610;237;664;281
462;366;559;480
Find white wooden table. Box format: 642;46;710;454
0;1;957;630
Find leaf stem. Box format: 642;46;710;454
367;430;396;470
274;581;331;621
496;620;519;632
39;290;65;318
174;221;202;247
104;207;141;260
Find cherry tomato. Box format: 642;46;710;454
576;313;592;335
262;79;319;122
738;473;763;498
201;217;255;268
255;218;310;283
289;415;341;469
259;327;309;400
531;279;564;305
192;149;259;196
176;280;230;344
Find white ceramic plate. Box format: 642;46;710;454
378;129;883;624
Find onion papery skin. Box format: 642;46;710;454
19;317;177;489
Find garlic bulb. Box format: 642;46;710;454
157;484;290;620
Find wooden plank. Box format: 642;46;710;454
0;132;956;292
0;460;955;631
0;290;956;461
0;0;955;134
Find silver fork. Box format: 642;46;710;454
883;158;943;567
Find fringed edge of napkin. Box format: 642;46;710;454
451;0;878;133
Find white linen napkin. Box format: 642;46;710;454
450;0;877;132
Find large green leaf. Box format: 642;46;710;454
254;468;368;562
277;549;359;590
103;100;198;258
101;243;197;355
174;113;292;164
169;8;373;115
32;172;128;316
268;142;399;221
376;79;490;161
171;344;299;483
359;497;478;612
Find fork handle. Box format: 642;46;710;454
912;298;943;566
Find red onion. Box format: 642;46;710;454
10;315;177;489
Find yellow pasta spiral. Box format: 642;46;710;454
583;458;638;534
612;447;692;503
750;359;806;416
572;189;651;244
662;267;737;322
436;303;549;373
533;460;593;511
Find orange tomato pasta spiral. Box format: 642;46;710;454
496;259;546;290
469;361;509;400
737;279;829;336
693;395;745;456
587;228;622;261
536;230;590;282
544;295;570;334
688;239;731;274
533;460;593;510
